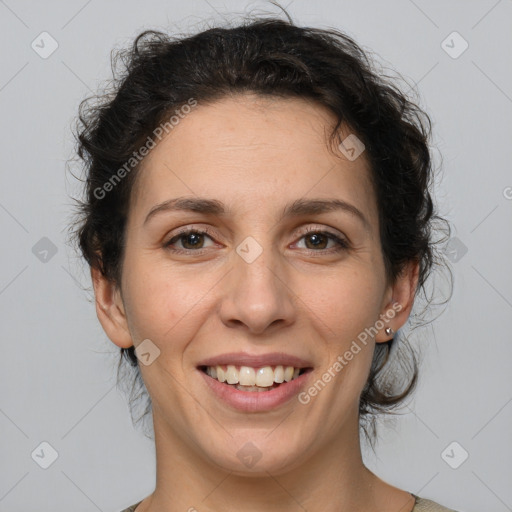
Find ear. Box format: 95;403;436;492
91;266;133;348
375;259;420;343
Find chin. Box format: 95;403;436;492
202;431;311;476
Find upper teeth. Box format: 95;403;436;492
205;365;301;387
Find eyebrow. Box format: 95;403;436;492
143;196;371;232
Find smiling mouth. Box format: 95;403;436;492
198;364;313;392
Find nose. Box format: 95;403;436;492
218;241;297;335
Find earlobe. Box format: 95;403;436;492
375;259;420;344
90;267;133;348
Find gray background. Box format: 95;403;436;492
1;1;511;511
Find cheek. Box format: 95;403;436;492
120;255;216;349
303;270;382;393
302;268;384;341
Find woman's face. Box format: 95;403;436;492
95;94;416;475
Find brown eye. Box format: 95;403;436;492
164;229;216;252
179;232;205;250
295;229;350;253
304;232;329;250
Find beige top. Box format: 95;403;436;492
119;494;459;511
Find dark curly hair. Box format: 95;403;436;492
70;14;452;445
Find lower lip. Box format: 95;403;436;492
198;368;312;412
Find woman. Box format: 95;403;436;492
72;14;457;512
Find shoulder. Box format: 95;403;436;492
118;501;143;512
413;495;461;511
119;496;461;511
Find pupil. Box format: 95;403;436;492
184;233;202;248
307;234;326;249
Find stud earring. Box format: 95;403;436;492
385;327;394;336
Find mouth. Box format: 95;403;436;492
196;352;315;411
198;364;313;392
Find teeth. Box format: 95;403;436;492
274;365;284;383
239;366;256;386
205;364;304;387
226;365;239;384
234;384;272;392
256;366;274;387
216;366;226;383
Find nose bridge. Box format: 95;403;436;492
219;232;296;333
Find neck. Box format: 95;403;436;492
138;408;413;512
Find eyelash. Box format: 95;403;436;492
163;226;350;255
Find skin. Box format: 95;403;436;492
92;94;419;512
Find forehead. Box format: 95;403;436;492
130;94;377;226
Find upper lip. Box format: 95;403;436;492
197;352;314;369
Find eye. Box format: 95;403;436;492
294;227;350;253
163;226;350;255
164;228;217;253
